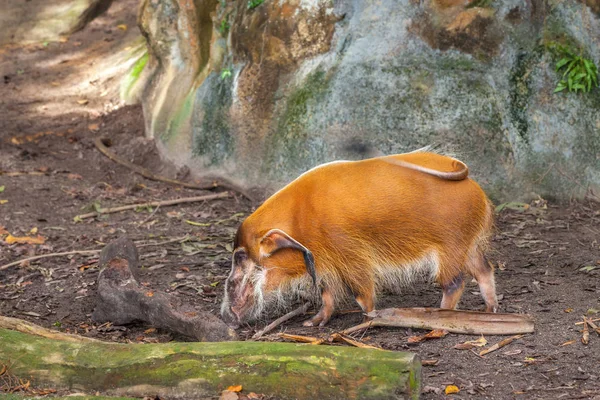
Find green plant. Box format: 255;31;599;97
219;18;230;35
547;43;598;93
247;0;264;9
220;68;232;80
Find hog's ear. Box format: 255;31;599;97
259;229;316;286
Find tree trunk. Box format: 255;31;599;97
0;329;421;400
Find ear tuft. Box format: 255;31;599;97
260;229;317;286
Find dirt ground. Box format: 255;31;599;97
1;2;600;399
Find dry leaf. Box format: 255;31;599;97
0;200;7;205
503;349;522;356
560;340;576;346
88;123;100;131
407;329;448;343
5;234;46;245
78;265;93;272
51;81;60;86
117;24;128;31
146;291;154;297
0;225;8;235
68;173;83;180
445;384;460;394
29;227;38;234
77;99;89;105
564;308;574;313
227;385;243;392
454;336;487;350
144;328;157;334
247;393;261;399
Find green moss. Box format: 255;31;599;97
120;50;148;101
192;74;233;165
265;70;331;177
1;330;420;399
509;46;544;144
162;89;195;142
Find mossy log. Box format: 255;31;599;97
0;329;421;400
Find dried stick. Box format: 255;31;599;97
75;192;231;220
279;333;325;345
0;250;100;271
343;308;535;336
330;333;381;350
0;315;102;343
582;317;589;345
0;236;190;271
575;318;600;325
252;303;311;339
479;335;524;356
584;317;600;336
94;138;253;201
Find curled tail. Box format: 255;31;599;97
383;152;469;181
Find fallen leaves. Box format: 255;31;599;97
227;385;243;392
454;336;487;350
4;234;46;245
445;384;460;394
407;329;448;343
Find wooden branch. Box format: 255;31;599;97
75;192;231;220
94;137;254;201
252;303;311;339
0;250;100;271
479;335;524;356
0;236;189;271
342;308;535;336
0;327;422;399
0;315;101;343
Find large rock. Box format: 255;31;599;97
128;0;600;201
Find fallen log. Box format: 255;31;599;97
0;327;421;400
342;308;534;336
92;237;235;342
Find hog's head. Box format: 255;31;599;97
221;228;316;328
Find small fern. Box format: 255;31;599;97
547;43;598;93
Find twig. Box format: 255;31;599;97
584;317;600;336
0;250;100;271
279;333;325;345
138;204;160;226
330;333;381;350
575;318;600;325
582;317;589;345
0;236;189;271
94;137;254;201
252;303;311;339
0;315;102;343
479;334;524;356
341;320;375;336
75;192;231;220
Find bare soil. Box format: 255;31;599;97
1;2;600;399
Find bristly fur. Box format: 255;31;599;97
223;150;498;325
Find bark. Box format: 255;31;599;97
0;328;421;400
92;237;236;342
343;308;534;336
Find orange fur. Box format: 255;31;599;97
225;151;496;326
